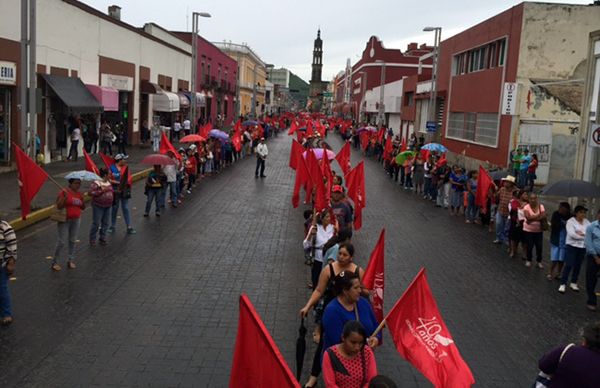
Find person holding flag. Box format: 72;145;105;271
88;168;114;246
108;154;135;235
51;178;85;271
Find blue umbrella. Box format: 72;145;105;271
209;129;230;140
65;170;101;181
421;143;448;153
242;120;258;126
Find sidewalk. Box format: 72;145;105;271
0;145;155;224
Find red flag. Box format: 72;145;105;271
99;152;115;171
234;119;242;133
386;269;475;388
377;128;386;143
305;149;326;209
289;139;302;170
288;121;297;136
83;150;100;175
230;294;299;388
360;132;369;151
292;150;309;208
420;148;431;162
335;142;351;175
320;149;333;204
475;166;493;208
363;229;385;325
345;161;366;230
13;143;49;219
384;136;393;161
198;123;212;138
160;131;181;161
232;134;242;153
400;137;407;152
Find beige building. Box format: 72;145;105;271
214;42;266;118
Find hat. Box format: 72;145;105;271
189;144;197;150
502;175;516;184
574;205;588;213
114;153;128;161
332;185;344;193
260;137;265;141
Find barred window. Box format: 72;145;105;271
447;112;499;146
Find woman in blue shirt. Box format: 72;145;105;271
322;270;381;353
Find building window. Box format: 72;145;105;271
405;92;414;107
447;111;498;146
452;38;507;76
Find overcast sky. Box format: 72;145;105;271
85;0;591;82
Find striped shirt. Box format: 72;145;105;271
0;221;17;265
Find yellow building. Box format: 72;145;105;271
214;42;267;118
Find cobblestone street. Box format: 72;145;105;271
0;134;594;387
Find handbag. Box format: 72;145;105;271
533;343;574;388
540;216;550;231
49;205;67;223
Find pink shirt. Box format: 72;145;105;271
523;204;545;233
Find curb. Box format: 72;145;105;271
8;168;153;232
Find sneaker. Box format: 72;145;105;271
51;263;62;272
107;226;115;234
155;212;160;217
465;220;472;224
99;239;107;246
525;261;532;267
558;284;566;293
493;239;502;244
127;227;137;235
90;240;96;247
537;262;544;269
187;190;192;194
67;261;76;269
587;305;597;312
143;213;149;217
570;283;580;292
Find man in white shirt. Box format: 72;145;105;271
182;118;191;136
255;138;268;178
173;119;182;141
67;125;81;161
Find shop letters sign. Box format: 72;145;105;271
0;61;17;85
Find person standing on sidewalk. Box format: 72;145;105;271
108;154;136;235
100;121;114;155
585;210;600;311
89;168;114;246
163;151;179;208
0;220;17;325
52;179;85;271
255;137;268;178
67;121;81;161
522;192;546;268
144;165;166;217
559;205;590;294
494;176;517;244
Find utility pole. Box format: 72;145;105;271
28;0;36;157
377;60;386;127
191;12;211;128
20;0;28;155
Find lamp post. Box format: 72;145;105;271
191;11;211;128
423;26;442;139
376;60;386;127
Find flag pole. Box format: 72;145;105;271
370;319;386;338
46;174;65;191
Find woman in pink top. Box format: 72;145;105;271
523;193;546;268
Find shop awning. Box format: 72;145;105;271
182;91;206;108
177;92;190;109
42;74;103;114
85;84;119;111
141;80;161;94
151;91;180;112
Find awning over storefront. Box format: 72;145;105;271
42;74;103;114
182;91;207;108
140;80;161;94
85;84;119;111
177;92;190;109
151;91;180;112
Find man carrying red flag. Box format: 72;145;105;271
13;143;49;219
384;269;475;388
363;229;385;324
230;294;299;388
335;142;352;176
345;161;366;230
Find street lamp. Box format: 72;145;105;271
191;11;211;128
423;26;442;139
375;60;386;127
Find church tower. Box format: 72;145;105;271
311;29;323;82
309;29;326;112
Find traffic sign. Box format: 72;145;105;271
590;124;600;148
426;121;437;132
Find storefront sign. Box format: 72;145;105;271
501;82;518;115
0;61;17;85
101;73;133;91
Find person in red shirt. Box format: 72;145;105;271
185;148;198;193
527;153;539;192
52;179;85;271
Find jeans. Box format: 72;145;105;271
437;183;450;207
90;205;110;242
585;255;600;306
525;231;543;262
54;218;81;264
101;141;112;155
519;169;528;188
166;181;177;205
145;188;161;214
0;266;11;318
152;137;160;152
495;212;508;242
424;177;432;197
527;172;536;192
561;245;586;284
111;196;132;229
255;157;265;176
466;193;479;222
68;140;79;160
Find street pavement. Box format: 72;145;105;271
0;133;595;387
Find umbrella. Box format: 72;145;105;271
209;129;230;140
421;142;448;153
356;126;377;133
140;154;176;166
303;148;335;160
64;170;100;181
489;170;510;181
540;179;600;198
395;150;416;165
179;134;206;143
242;120;258;126
297;127;307;132
295;318;307;380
